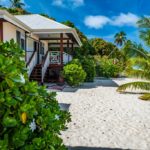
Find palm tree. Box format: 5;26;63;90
10;0;25;9
122;40;148;59
117;55;150;101
137;17;150;28
117;42;150;100
114;31;127;46
137;17;150;47
117;17;150;101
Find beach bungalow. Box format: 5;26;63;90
0;10;82;83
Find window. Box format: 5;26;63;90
16;31;21;46
21;38;25;50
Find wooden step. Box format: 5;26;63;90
30;64;42;83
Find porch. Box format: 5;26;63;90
26;33;78;83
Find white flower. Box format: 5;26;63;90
55;115;60;120
29;119;36;132
20;74;25;84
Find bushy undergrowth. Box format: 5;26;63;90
95;57;123;78
80;57;96;82
0;40;71;150
63;59;86;86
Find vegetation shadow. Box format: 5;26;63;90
68;146;130;150
59;103;71;111
62;78;119;93
119;91;147;95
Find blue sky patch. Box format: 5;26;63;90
1;0;150;50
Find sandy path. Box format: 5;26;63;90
56;78;150;150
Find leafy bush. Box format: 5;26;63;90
0;40;71;150
96;57;122;78
63;59;86;86
81;57;96;82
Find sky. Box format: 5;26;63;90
1;0;150;49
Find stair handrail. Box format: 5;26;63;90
26;50;37;76
41;50;50;83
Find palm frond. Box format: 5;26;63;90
139;93;150;101
122;40;148;59
128;47;148;59
137;17;150;28
124;58;150;80
125;69;150;80
131;57;150;68
139;30;150;46
117;81;150;92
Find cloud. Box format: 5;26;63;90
52;0;84;8
52;0;64;7
72;0;84;7
84;15;110;29
84;13;139;29
111;13;139;27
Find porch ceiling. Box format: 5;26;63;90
37;32;79;47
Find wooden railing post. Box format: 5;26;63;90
41;50;50;84
67;39;69;62
60;33;63;66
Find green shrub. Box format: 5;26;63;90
96;57;122;78
0;40;71;150
81;57;96;82
63;60;86;86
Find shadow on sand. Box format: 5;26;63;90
59;103;71;111
68;146;130;150
62;78;119;93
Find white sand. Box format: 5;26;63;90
56;78;150;150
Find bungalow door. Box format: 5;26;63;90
39;42;45;64
34;41;39;64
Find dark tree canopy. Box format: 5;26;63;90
10;0;25;9
40;13;56;21
90;38;120;57
62;20;87;42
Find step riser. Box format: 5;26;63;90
30;64;62;83
30;64;42;83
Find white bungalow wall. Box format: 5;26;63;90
3;22;25;42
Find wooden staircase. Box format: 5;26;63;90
30;64;42;82
44;65;63;83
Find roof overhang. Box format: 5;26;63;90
0;10;30;32
31;28;82;47
0;10;82;47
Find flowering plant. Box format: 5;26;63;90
0;40;71;149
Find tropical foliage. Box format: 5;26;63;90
63;59;86;86
117;17;150;101
10;0;25;9
90;38;120;57
40;13;56;21
117;57;150;101
95;56;123;78
0;40;71;149
62;21;87;43
114;31;127;46
122;40;148;59
0;0;30;15
80;57;96;82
